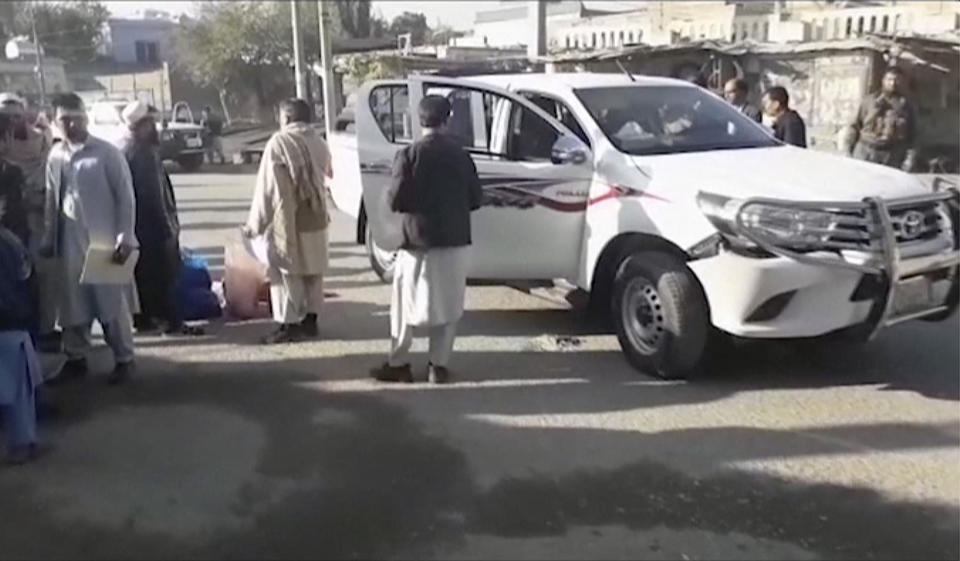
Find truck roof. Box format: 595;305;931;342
464;72;693;91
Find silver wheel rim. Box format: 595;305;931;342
622;277;666;356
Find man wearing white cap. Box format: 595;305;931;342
0;93;58;352
40;93;137;386
120;101;198;336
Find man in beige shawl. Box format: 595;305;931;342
243;99;332;344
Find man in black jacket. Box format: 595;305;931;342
370;95;483;385
762;86;807;148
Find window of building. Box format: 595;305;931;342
870;15;877;32
751;22;759;38
637;30;643;41
763;21;769;40
882;15;889;32
857;16;864;34
618;30;624;45
600;32;606;47
833;18;841;38
134;40;159;64
592;32;597;48
846;17;853;37
566;36;571;49
741;23;749;40
893;14;901;30
628;31;634;43
609;31;616;45
574;36;580;48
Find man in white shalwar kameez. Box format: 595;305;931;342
370;95;482;384
244;99;332;344
40;93;138;385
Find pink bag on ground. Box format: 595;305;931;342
223;231;271;319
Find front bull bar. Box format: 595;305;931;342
733;188;960;340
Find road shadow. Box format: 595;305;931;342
2;352;955;560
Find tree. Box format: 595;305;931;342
389;11;430;46
174;2;298;123
2;1;109;64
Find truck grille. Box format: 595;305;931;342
826;202;948;251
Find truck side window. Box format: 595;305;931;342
520;92;591;147
369;85;411;143
507;105;559;162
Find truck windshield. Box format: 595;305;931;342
575;85;780;156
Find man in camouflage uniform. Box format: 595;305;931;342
848;67;917;172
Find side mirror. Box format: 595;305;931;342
551;135;590;166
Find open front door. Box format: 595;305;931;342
409;76;594;281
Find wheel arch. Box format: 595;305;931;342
589;232;697;310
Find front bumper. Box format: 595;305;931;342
690;190;960;338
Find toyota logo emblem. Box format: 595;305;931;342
899;210;926;240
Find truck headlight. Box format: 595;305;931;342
739;203;838;249
697;192;839;250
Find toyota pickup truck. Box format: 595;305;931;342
326;72;959;379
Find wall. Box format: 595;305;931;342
0;59;69;98
106;18;175;64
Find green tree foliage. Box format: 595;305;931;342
2;1;109;64
388;11;430;46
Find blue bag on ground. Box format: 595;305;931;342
177;249;222;321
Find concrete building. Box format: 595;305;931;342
463;1;960;51
101;12;178;65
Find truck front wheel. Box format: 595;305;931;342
177;153;204;172
365;225;397;283
612;251;710;379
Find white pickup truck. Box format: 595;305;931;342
327;72;959;379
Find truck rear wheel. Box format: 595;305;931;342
365;225;397;283
612;251;710;379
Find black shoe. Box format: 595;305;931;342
107;361;134;386
164;322;206;337
35;331;62;354
5;443;47;466
370;363;413;383
428;363;451;385
46;358;87;386
261;324;304;345
300;314;318;338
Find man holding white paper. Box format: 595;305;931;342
41;93;138;386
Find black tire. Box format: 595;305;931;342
177;153;204;172
611;251;710;379
365;225;397;283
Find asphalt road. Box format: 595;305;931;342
1;170;958;560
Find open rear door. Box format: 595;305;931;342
353;80;415;248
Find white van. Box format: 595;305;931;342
327;73;959;379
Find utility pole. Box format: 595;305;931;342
29;1;47;106
291;0;308;99
317;0;336;137
528;0;547;59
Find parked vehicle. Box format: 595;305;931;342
86;100;206;171
327;73;959;379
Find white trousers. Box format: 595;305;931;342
63;316;135;365
269;271;324;324
389;321;458;368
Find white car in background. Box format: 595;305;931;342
327;73;959;379
85;100;207;171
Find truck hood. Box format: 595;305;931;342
636;146;929;203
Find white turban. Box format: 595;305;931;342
122;100;151;127
0;92;25;106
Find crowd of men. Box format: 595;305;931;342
0;65;923;465
721;66;918;169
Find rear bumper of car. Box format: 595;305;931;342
690;190;959;338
